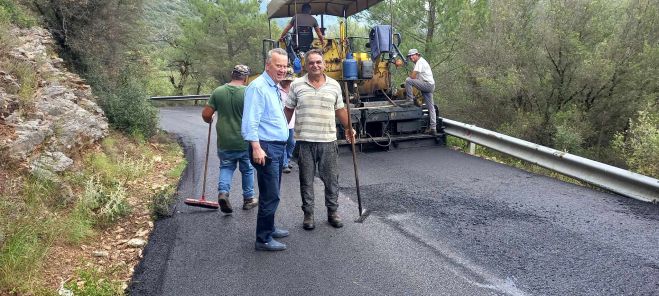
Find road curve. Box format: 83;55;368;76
129;106;659;296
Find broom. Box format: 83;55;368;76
184;121;219;209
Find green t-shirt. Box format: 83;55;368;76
206;84;248;151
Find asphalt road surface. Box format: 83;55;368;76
129;106;659;296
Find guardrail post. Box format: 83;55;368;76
468;142;476;155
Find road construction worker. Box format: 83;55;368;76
278;3;325;52
405;48;437;135
202;65;258;213
284;49;356;230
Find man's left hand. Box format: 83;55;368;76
345;128;356;144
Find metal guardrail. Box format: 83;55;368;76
150;95;210;101
442;118;659;203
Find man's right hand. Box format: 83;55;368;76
202;106;214;123
250;142;267;166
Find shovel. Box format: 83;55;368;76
343;81;370;223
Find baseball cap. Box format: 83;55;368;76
282;67;295;81
232;64;251;77
407;49;420;57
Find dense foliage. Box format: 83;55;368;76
145;0;270;95
367;0;658;177
12;0;659;175
31;0;158;137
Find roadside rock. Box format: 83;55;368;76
126;238;147;248
0;71;20;94
92;251;109;258
0;26;108;173
30;151;73;173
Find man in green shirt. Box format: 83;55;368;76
202;65;257;213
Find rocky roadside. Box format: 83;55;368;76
42;140;184;293
0;25;183;294
0;26;108;175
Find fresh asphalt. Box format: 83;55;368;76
130;106;659;296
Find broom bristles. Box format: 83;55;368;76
184;198;219;209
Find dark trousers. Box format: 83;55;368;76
250;141;286;243
297;141;339;214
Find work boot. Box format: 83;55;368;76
302;212;315;230
242;197;258;210
328;210;343;228
217;193;233;214
424;127;437;136
414;97;424;107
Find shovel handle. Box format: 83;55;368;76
343;81;364;216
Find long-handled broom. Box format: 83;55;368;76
184;121;219;209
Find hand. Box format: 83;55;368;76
202;115;213;123
279;36;285;42
344;128;356;144
251;146;267;166
201;106;215;123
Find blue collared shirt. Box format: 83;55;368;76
241;72;289;142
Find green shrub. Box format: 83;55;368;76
166;159;186;179
498;111;547;144
612;106;659;178
88;152;150;185
95;67;159;138
446;135;468;150
0;0;36;28
64;204;95;244
3;59;39;105
151;185;176;218
0;224;49;291
550;108;592;154
64;267;124;296
81;177;131;226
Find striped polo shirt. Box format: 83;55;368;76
285;74;345;142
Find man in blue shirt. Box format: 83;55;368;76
242;48;291;251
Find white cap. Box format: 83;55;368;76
407;48;420;56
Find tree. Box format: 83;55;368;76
444;0;658;162
156;0;270;94
33;0;159;137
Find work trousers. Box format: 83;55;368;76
405;77;437;128
297;141;339;214
250;141;286;243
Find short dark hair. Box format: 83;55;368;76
231;72;247;80
302;3;311;13
304;49;323;66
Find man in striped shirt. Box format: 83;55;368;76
284;49;356;230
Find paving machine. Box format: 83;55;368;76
264;0;444;150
